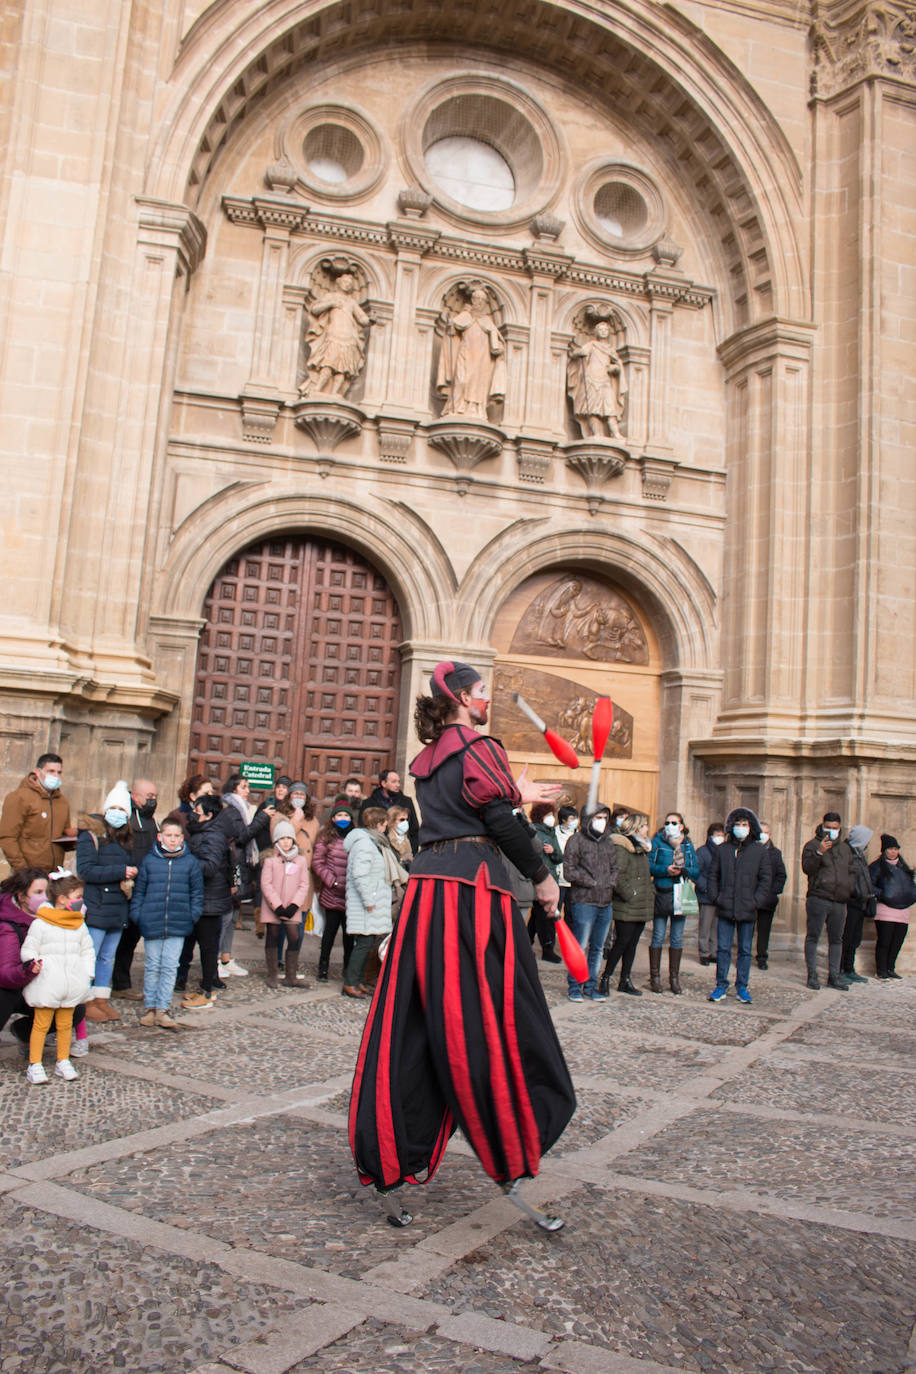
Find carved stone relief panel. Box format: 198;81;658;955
509;573;649;665
491;666;633;759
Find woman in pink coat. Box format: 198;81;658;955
260;820;311;989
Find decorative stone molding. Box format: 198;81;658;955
530;213;565;240
639;452;680;502
277;102;388;203
264;157;299;194
572;159;666;258
523;246;572;280
652;235;683;268
397;187;433;218
135;198;207;277
239;387;282;443
377;417;417;464
220;196;714;313
564;440;628;513
426;420;505;471
810;2;916;97
386;222;441;256
293;398;365;449
515;437;556;484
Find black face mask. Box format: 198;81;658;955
139;799;157;817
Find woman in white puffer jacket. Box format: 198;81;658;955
341;808;404;998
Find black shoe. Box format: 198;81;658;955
827;975;849;991
541;949;562;964
887;970;903;979
756;957;768;970
876;971;889;980
174;980;186;992
212;976;227;990
806;974;820;990
317;969;329;983
699;955;713;966
845;970;868;983
597;975;610;997
618;978;642;996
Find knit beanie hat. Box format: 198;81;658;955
881;833;900;851
330;803;355;823
273;819;297;845
102;780;131;813
290;781;309;799
276;775;293;789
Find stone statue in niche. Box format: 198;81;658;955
566;310;627;439
435;282;506;420
510;574;649;665
300;259;375;399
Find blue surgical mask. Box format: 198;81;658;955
333;817;351;831
42;774;62;791
732;824;750;841
665;822;682;838
396;820;409;835
826;828;839;841
105;808;129;829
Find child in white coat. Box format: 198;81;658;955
21;874;95;1083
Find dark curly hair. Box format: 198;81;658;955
414;693;458;745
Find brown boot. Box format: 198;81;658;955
265;943;279;989
669;948;683;995
84;998;108;1022
649;946;663;993
284;948;308;989
254;907;264;939
99;996;120;1021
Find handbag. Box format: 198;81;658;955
674;879;698;917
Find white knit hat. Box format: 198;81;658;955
103;779;131;812
273;819;297;844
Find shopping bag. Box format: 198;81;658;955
674;879;698;917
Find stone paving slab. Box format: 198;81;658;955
287;1317;543;1371
711;1053;916;1124
97;1023;359;1089
547;1088;649;1158
785;1016;916;1061
0;1196;301;1374
556;1029;721;1089
419;1184;916;1373
0;1061;223;1170
247;998;371;1034
62;1116;497;1280
607;1106;916;1220
802;983;916;1032
560;997;780;1046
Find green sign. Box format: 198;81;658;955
239;761;275;788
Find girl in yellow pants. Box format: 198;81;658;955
21;875;95;1084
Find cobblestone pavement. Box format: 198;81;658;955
1;931;914;1374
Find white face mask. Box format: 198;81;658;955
665;822;682;839
732;825;750;841
562;819;578;832
759;833;770;845
711;835;725;846
826;828;840;841
590;816;608;835
543;814;556;828
395;820;409;835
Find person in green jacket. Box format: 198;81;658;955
599;814;653;996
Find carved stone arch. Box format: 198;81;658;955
148;0;807;329
554;294;650;350
419;269;528;327
456;521;716;672
287;242;394;300
153;483;457;644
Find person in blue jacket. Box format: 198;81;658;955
131;819;203;1029
649;810;699;994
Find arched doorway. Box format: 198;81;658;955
188;534;402;799
489;568;661;820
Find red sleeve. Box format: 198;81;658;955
461;738;521;810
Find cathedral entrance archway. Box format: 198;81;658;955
489;568;661;821
188;534;402;799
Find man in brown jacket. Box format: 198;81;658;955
0;754;73;872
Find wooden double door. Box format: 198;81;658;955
189;535;402;800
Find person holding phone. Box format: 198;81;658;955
801;811;857;990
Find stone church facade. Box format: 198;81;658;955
1;0;914;948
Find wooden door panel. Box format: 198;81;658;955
190;537;401;800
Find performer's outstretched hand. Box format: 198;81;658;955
516;765;562;806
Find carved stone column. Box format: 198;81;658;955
383;220;441;420
645;273;677;454
521;246;571;436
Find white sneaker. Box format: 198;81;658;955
220;958;248;977
70;1039;89;1058
26;1063;48;1085
54;1059;78;1081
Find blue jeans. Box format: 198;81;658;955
716;918;755;991
568;902;614;995
650;887;685;949
143;936;185;1010
89;926;123;993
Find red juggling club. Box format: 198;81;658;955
586;696;614;813
512;693;579;769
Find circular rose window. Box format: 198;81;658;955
574;160;665;256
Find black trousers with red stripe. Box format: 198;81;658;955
349;866;576;1190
